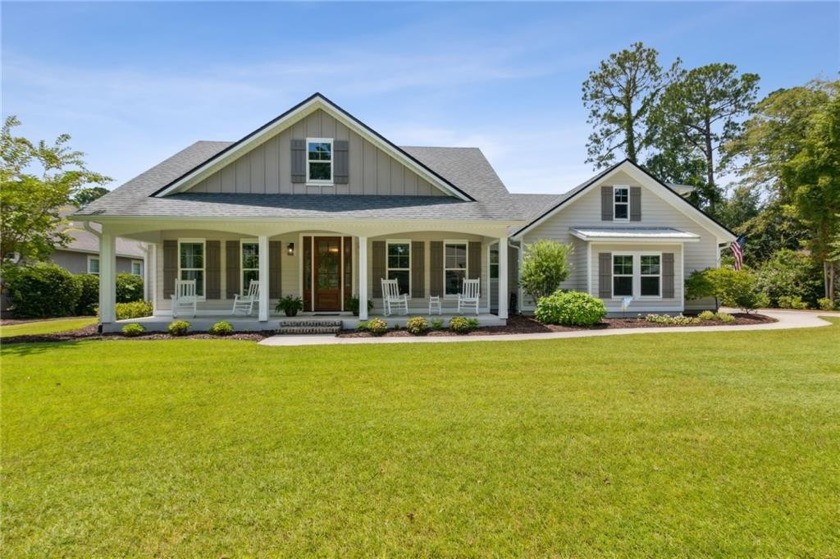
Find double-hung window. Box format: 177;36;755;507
131;260;143;276
444;242;468;295
179;240;205;297
87;256;100;275
612;255;633;297
640;255;661;297
614;186;629;221
386;241;410;295
307;138;333;184
241;241;259;290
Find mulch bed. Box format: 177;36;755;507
339;312;776;338
1;313;776;344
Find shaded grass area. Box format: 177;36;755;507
0;317;97;338
2;320;839;557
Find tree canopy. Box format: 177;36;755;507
0;116;110;263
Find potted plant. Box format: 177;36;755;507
345;294;374;316
275;294;304;317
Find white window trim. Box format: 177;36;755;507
240;239;259;293
443;240;469;298
611;251;663;300
130;260;143;276
87;255;100;275
178;238;206;301
612;253;633;298
386;240;411;296
306;137;334;186
613;185;630;222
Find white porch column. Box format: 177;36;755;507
358;236;369;320
99;232;117;324
258;235;269;321
498;236;509;319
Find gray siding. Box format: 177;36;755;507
521;170;720;312
51;250;137;275
188;109;446;197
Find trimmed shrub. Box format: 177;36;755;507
116;273;144;303
209;320;234;336
716;312;736;323
116;301;153;320
449;315;478;334
405;316;429;335
818;297;836;311
697;310;716;321
778;295;809;309
6;263;82;318
121;323;145;337
645;314;701;325
168;320;190;336
430;318;444;331
363;317;388;336
74;273;100;316
535;290;607;326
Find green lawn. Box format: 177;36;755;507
0;317;97;338
2;321;839;557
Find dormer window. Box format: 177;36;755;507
307;138;333;184
614;186;629;221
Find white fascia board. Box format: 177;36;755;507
155;96;470;201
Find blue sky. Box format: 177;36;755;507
3;1;838;194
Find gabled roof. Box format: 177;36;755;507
512;159;736;242
152;93;473;201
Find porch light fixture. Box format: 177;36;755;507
287;242;295;256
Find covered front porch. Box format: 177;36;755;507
94;216;516;333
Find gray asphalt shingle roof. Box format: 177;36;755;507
76;142;551;223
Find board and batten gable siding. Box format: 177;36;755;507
520;169;719;311
187;109;446;197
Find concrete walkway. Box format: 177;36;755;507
258;309;840;347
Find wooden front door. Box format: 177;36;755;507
314;237;342;311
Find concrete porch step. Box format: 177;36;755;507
276;320;343;335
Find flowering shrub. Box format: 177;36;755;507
448;315;478;334
406;316;429;335
358;317;388;336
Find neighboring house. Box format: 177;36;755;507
52;219;147;277
75;93;733;331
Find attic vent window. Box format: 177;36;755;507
307;138;333;184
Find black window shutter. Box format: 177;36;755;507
291;139;306;183
411;241;425;299
630;186;642;221
598;252;612;299
601;186;613;221
334;140;349;184
662;253;675;298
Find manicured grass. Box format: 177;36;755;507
2;321;839;557
0;317;97;338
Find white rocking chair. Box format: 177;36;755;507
171;278;197;318
381;278;408;316
232;280;260;316
457;278;480;315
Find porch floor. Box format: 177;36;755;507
106;312;506;333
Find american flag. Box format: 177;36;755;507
730;234;745;270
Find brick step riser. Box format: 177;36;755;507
275;327;341;336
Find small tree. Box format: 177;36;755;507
519;240;572;303
685;267;767;313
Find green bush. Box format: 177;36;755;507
818;297;836;311
168;320;190;336
405;316;429;335
716;312;736;323
115;301;153;320
696;310;735;323
685;268;768;313
448;315;478;334
534;290;607;326
519;240;573;303
778;295;809;309
430;318;444;331
121;323;145;337
755;249;823;308
209;320;234;336
74;273;100;316
116;273;144;303
362;317;388;336
697;310;716;321
5;263;82;318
